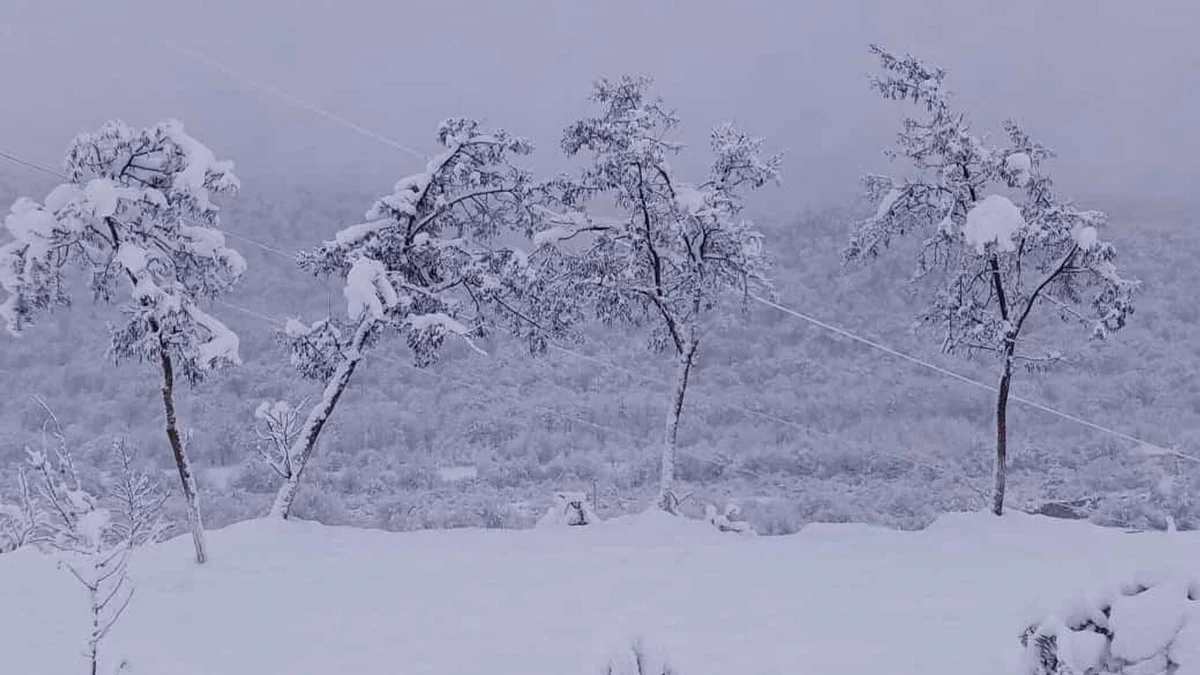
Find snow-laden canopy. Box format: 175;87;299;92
0;119;244;380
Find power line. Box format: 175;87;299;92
218;229;299;262
216;300;651;446
154;40;428;163
7;142;1180;466
750;293;1196;463
0;149;65;179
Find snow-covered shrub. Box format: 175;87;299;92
0;467;43;553
18;409;164;675
537;491;599;528
704;503;755;535
1020;577;1200;674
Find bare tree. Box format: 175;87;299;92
535;76;779;512
846;46;1138;515
0;120;245;561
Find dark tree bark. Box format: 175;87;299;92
992;353;1014;516
159;347;207;564
659;339;699;514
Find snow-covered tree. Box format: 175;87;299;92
0;467;43;553
106;438;168;548
250;399;306;482
270;118;555;519
534;76;780;513
0;120;245;562
22;405;162;675
846;47;1138;516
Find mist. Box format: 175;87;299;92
3;0;1197;208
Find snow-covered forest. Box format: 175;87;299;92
2;1;1199;673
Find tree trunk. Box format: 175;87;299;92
159;349;207;564
270;321;371;520
992;355;1014;517
659;340;699;514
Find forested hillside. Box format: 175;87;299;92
1;167;1196;534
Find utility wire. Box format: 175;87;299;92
751;293;1194;462
154;40;428;162
4;111;1190;465
215;300;651;446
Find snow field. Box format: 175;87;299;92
1;511;1197;675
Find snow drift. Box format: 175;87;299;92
1;511;1197;675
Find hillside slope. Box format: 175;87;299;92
1;173;1197;532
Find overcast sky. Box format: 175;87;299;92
2;0;1197;209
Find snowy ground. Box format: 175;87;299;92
2;511;1197;675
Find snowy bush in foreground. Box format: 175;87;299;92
537;491;599;527
704;503;755;535
0;119;244;563
17;407;165;675
0;466;43;553
1021;577;1200;674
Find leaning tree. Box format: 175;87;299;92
0;120;245;562
533;76;780;513
846;46;1138;515
268;118;562;519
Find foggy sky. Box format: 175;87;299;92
2;0;1197;210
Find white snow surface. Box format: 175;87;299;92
1074;224;1100;251
964;194;1026;254
334;220;391;246
532;225;575;247
164;119;239;210
406;311;469;336
1109;580;1192;662
83;178;131;218
1005;152;1033;186
186;303;241;368
674;184;710;215
1;511;1197;675
874;187;904;220
344;257;397;320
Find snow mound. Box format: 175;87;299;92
1021;577;1200;675
537;491;600;528
1074;225;1100;251
964;194;1025;254
344;257;397;320
1005;152;1033;186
